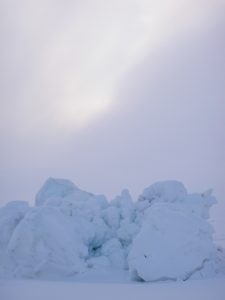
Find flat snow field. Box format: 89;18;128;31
1;278;225;300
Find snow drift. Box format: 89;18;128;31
0;178;224;281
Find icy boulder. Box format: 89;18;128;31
101;238;126;269
35;178;108;218
184;190;216;219
35;177;99;207
111;189;135;221
3;206;88;279
110;190;140;257
138;180;187;206
0;201;30;259
137;181;216;220
128;181;217;282
129;205;216;281
35;178;77;206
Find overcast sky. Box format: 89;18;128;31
0;0;224;235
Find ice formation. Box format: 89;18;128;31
0;178;223;281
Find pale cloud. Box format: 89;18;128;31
0;0;220;133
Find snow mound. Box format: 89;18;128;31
0;178;223;281
139;180;187;204
35;178;77;206
128;181;218;281
35;177;97;207
129;204;215;282
3;206;88;279
0;201;30;265
136;181;216;220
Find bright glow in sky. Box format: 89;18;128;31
0;0;219;131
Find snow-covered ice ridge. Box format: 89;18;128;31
0;178;224;282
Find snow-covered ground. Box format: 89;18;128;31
1;277;225;300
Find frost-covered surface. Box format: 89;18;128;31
0;201;30;270
129;205;216;281
0;178;224;282
129;181;221;282
1;278;225;300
